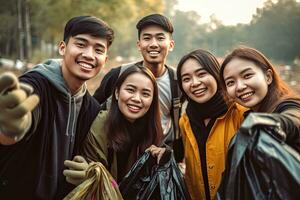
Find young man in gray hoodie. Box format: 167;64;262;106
0;16;114;199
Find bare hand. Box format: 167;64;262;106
146;145;166;164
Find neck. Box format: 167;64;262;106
143;61;166;78
61;63;84;95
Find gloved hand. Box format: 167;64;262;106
0;72;39;145
64;155;89;186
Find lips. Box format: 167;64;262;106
192;88;206;96
127;104;142;113
238;91;254;101
148;51;160;57
77;61;95;70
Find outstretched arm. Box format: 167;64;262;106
0;72;39;145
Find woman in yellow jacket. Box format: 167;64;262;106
176;49;247;200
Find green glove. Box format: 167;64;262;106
0;72;39;144
64;155;89;186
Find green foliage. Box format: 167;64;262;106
0;0;299;64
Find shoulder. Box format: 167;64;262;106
90;111;108;136
179;113;190;127
274;99;300;113
221;103;248;122
228;103;248;114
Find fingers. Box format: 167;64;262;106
20;83;34;96
146;145;166;164
73;155;87;163
0;72;19;94
0;89;27;108
64;156;88;186
63;169;86;179
64;156;88;171
9;94;39;118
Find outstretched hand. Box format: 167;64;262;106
0;72;39;145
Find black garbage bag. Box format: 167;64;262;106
119;149;189;200
216;113;300;200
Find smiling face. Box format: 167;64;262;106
115;73;154;122
180;58;218;103
223;58;273;111
137;25;174;67
59;34;108;83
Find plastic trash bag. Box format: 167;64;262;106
216;113;300;200
64;162;123;200
119;150;189;200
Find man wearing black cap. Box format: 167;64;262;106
0;16;114;199
93;14;182;149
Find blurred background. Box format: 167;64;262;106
0;0;299;94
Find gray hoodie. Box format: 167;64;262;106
30;59;86;155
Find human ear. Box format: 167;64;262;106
169;40;175;52
266;69;273;85
58;41;66;56
136;40;141;51
114;89;119;100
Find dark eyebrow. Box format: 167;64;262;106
142;32;166;37
142;88;152;93
73;36;106;49
126;83;152;93
224;67;252;81
181;68;206;78
73;36;88;43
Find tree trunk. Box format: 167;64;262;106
17;0;24;61
25;0;32;61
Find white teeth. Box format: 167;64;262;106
128;105;141;110
193;88;206;95
78;62;93;69
240;92;253;99
149;51;159;55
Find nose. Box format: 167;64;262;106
191;76;201;87
149;38;159;47
236;79;247;92
131;92;142;102
82;47;95;60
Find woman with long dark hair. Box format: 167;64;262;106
220;46;300;152
64;65;164;184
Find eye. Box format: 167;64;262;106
244;73;253;79
182;77;190;82
142;92;151;97
95;48;105;54
143;36;151;41
196;71;207;78
157;36;165;41
125;88;135;93
225;80;234;87
76;42;85;48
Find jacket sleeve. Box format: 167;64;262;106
242;109;300;153
93;67;120;104
80;111;109;167
276;108;300;152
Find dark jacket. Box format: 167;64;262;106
216;101;300;200
0;60;100;200
272;99;300;152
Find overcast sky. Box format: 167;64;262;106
175;0;268;25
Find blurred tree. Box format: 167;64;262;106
249;0;300;61
0;0;164;62
169;10;207;64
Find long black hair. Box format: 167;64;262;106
105;65;163;151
